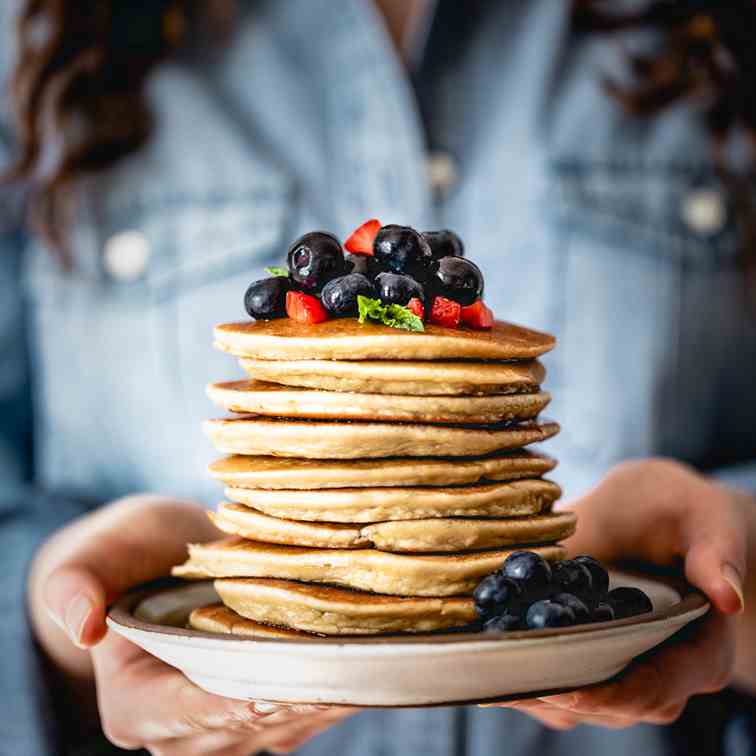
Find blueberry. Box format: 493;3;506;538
287;232;345;292
574;555;610;596
501;551;552;594
592;602;616;623
551;593;591;624
484;613;522;632
374;272;424;306
344;253;376;278
422;230;464;259
526;600;576;629
244;277;290;320
321;273;373;316
473;573;523;620
552;560;594;599
373;225;432;274
431;256;484;306
606;587;653;619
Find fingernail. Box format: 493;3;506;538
64;594;93;648
251;701;281;714
722;563;745;614
540;694;578;709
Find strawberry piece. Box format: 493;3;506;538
286;291;329;324
407;297;425;321
344;219;381;255
429;296;461;328
461;299;494;330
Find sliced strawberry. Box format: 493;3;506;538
286;291;329;324
407;297;425;321
461;299;494;330
429;296;461;328
344;219;381;255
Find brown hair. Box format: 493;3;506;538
2;1;754;260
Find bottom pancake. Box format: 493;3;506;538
189;603;315;639
215;579;477;635
210;502;577;553
172;537;566;596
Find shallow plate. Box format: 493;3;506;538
107;572;708;707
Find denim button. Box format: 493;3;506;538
103;230;150;281
427;151;458;195
681;188;727;235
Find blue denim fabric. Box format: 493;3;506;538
1;1;755;754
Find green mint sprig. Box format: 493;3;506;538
265;266;288;277
357;295;424;332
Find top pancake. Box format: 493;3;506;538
214;319;555;361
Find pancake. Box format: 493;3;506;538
211;502;576;553
215;579;478;635
204;417;560;459
172;537;566;596
189;603;315;638
238;358;546;396
214;319;555;361
207;380;550;425
208;451;557;490
225;479;561;523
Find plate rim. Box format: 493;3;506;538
107;572;709;649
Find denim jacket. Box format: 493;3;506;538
2;1;755;754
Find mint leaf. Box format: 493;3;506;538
357;296;424;332
265;266;288;277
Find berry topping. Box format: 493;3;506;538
484;613;522;632
373;225;432;274
244;277;290;320
574;555;610;596
422;229;464;259
592;602;616;623
374;272;424;306
473;573;523;620
501;551;553;594
407;297;425;320
285;291;329;324
344;219;381;255
552;560;594;599
461;299;494;330
526;600;575;629
287;232;345;292
321;273;373;316
432;256;484;306
429;296;462;328
606;587;653;619
551;593;591;624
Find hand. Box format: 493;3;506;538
487;458;748;730
28;495;353;754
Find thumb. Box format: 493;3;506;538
683;489;747;616
37;495;219;649
44;565;108;648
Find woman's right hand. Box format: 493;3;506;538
28;494;353;755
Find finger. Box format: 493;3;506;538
266;709;354;753
38;497;218;648
682;491;746;614
489;700;664;730
43;565;107;647
92;635;269;747
540;612;734;721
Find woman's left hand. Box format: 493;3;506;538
488;458;750;730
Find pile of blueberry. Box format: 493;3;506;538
474;551;653;632
244;220;494;329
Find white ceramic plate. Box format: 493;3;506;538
107;572;708;707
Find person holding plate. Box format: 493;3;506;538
1;1;755;754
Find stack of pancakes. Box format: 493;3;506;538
174;319;572;638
